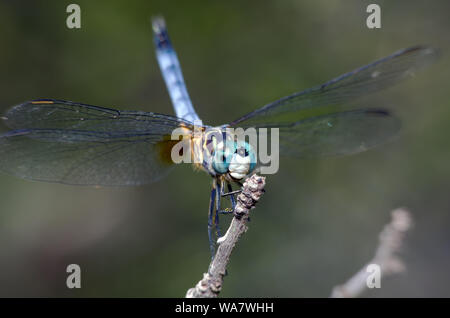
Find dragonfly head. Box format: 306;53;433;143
212;138;256;181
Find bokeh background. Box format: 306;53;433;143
0;0;449;297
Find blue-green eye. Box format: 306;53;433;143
212;150;232;174
235;141;257;172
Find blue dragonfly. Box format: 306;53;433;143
0;17;438;258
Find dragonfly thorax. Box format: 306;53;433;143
196;128;256;181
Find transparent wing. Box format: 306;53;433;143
3;99;192;131
271;109;400;158
229;46;437;158
0;100;194;186
230;46;438;128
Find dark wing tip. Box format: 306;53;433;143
404;45;441;65
364;109;391;116
365;108;402;133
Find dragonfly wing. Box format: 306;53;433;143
273;109;400;158
3;99;192;131
230;46;438;128
0;100;194;186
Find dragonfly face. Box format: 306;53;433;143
192;127;257;181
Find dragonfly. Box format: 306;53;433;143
0;17;438;258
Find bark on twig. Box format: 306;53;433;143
186;174;266;298
331;208;413;298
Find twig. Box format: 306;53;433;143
330;208;413;298
186;174;266;298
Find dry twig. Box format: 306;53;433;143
331;208;413;298
186;174;266;298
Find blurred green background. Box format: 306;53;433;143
0;0;449;297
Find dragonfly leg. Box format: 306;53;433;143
221;186;242;198
208;184;217;260
218;181;238;214
218;209;234;215
227;182;237;210
214;180;222;238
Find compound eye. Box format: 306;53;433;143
212;150;232;174
234;141;256;172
